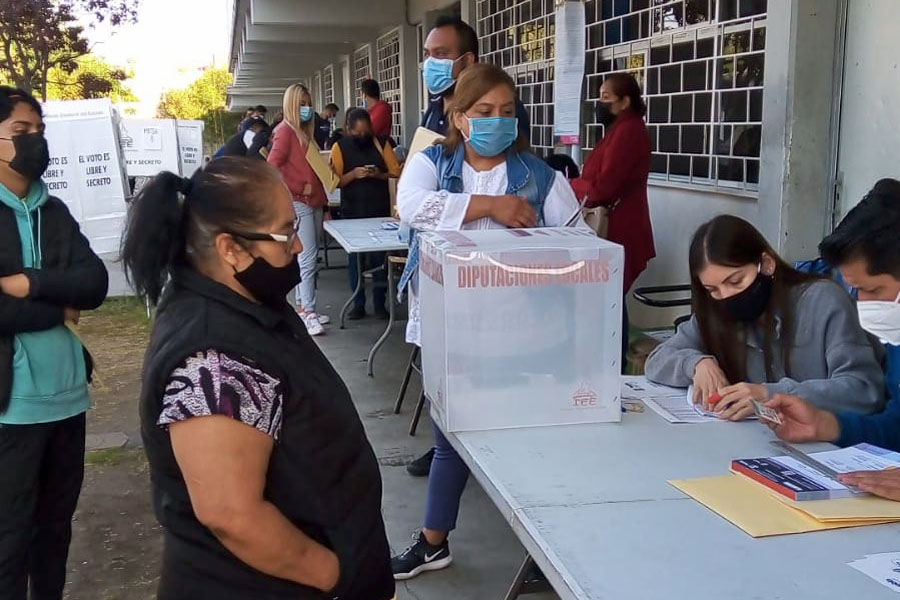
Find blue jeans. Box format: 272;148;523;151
348;252;387;311
423;421;470;532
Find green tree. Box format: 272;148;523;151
158;67;241;154
0;0;139;100
46;54;137;101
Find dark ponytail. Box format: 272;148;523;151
121;157;285;304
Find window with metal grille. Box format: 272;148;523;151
353;45;372;106
476;0;557;157
323;65;335;106
314;71;323;110
417;23;426;116
376;28;403;142
583;0;767;192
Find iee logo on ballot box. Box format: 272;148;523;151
419;228;624;432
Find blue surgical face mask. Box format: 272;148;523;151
463;116;519;157
299;106;314;122
423;56;459;95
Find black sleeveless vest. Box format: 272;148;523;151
335;136;390;219
140;268;394;600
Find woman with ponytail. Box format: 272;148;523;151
267;83;329;336
122;157;393;600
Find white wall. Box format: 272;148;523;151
836;0;900;217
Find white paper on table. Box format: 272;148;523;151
812;444;900;473
848;552;900;594
620;376;683;401
642;395;723;424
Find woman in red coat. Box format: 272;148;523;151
571;73;655;361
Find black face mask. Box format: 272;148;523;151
595;102;616;128
1;133;50;181
353;133;374;149
714;269;774;323
233;256;301;309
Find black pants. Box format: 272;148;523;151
0;413;86;600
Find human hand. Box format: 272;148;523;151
716;382;768;421
64;307;81;325
490;195;538;228
764;394;840;442
352;166;370;180
323;210;332;222
319;548;340;592
302;182;313;196
838;469;900;501
0;273;30;299
692;358;729;408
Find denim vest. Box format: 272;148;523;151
398;143;557;299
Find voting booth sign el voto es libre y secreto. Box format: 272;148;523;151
418;228;624;432
120;118;181;177
41;98;130;256
176;120;204;178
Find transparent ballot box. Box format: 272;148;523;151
418;228;624;432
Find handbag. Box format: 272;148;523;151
581;199;620;238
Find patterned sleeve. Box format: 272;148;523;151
158;349;284;441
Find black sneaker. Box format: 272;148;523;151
406;448;435;477
347;306;366;320
374;306;390;320
392;531;452;580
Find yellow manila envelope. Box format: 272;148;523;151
305;141;339;193
669;475;898;538
408;127;445;158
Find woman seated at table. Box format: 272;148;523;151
645;214;884;421
392;62;589;580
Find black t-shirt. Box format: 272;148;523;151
314;114;332;148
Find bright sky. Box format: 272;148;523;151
86;0;232;117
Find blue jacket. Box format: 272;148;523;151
398;143;556;298
837;343;900;450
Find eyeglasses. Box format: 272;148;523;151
226;215;301;249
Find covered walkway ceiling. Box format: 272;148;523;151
228;0;409;110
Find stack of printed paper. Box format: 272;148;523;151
848;552;900;594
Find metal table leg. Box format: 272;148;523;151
340;253;363;329
367;257;396;376
504;554;553;599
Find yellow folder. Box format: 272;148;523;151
305;140;339;193
408;127;445;159
669;474;900;538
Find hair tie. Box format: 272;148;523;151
179;176;193;196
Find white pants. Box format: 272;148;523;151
293;202;323;311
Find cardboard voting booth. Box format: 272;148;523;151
176;120;205;177
418;228;624;432
120;118;181;177
42;99;130;255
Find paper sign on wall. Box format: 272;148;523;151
553;1;587;144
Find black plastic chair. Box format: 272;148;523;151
632;284;692;328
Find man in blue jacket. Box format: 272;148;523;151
0;86;108;599
768;178;900;498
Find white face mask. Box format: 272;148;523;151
857;292;900;346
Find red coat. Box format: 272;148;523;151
267;121;327;209
571;110;655;292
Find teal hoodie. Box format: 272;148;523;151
0;181;90;424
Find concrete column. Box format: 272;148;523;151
399;24;421;146
332;57;349;126
757;0;841;261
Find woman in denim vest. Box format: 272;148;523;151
392;63;589;580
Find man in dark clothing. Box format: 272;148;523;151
406;16;532;479
420;16;531;138
314;103;339;149
221;116;267;158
